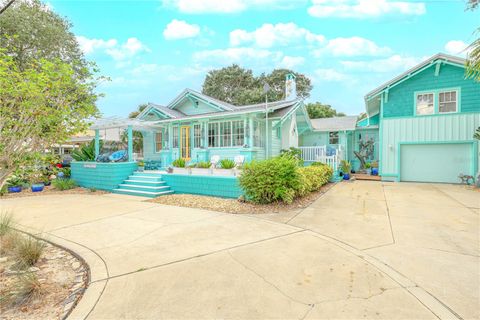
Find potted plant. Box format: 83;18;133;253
172;158;188;174
6;175;23;193
364;162;371;175
215;159;235;176
137;160;145;172
340;160;352;181
191;161;211;175
371;161;379;176
29;171;45;192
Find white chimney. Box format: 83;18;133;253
285;73;297;100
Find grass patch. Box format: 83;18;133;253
0;272;43;308
52;178;77;191
14;235;45;267
0;211;14;236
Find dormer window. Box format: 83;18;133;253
416;93;434;115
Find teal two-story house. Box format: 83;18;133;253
360;53;479;183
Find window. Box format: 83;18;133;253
329;131;339;144
194;124;202;148
232;121;245;147
253;120;265;147
162;128;169;150
416;93;434;115
208;122;220;147
172;126;179;148
155;132;162;152
439;91;457;113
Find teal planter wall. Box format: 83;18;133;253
383;64;480;118
161;174;243;198
71;161;138;191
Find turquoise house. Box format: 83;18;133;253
72;54;479;196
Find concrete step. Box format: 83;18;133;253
118;184;171;193
123;179;167;186
132;171;163;177
112;188;174;198
127;175;163;182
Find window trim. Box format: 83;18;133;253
413;87;461;117
154;131;162;153
329;131;339;145
438;89;458;114
208;119;246;148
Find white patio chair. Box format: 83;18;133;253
234;155;245;168
210;155;220;168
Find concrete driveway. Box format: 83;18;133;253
0;181;478;319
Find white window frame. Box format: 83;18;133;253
172;126;179;148
438;90;458;114
208;120;246;148
415;92;435;116
329;131;339;145
155;132;162;153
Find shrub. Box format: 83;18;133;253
0;231;21;256
297;165;333;197
239;156;300;204
52;178;77;191
0;212;14;236
196;161;211;169
71;139;102;161
172;158;186;168
280;147;303;166
0;272;43;308
339;160;352;174
15;235;45;267
220;159;235;169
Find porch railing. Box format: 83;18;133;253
299;146;344;172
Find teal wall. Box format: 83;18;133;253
383;64;480;118
161;174;242;198
174;99;219;115
299;130;348;150
380;113;480;180
71;161;137;191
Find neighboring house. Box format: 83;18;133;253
135;74;312;166
361;53;479;183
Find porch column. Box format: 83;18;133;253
127;125;133;161
94;129;100;159
248;117;254;148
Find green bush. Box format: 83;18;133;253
280;147;303;166
196;161;211;169
220;159;235;169
297;165;333;197
172;158;186;168
71;139;101;161
52;178;77;191
239;156;300;204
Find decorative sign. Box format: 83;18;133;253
83;164;97;169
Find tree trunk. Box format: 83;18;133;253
353;151;366;169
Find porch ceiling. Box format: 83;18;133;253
90;116;159;131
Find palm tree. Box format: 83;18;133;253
466;1;479;81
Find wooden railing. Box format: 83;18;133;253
299;146;344;172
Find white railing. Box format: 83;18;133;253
299;146;344;172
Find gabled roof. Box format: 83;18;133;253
167;89;236;111
136;103;185;120
310;116;358;131
365;53;466;101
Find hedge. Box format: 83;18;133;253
239;157;333;204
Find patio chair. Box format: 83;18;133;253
234;155;245;168
210;155;220;168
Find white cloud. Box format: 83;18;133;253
314;68;350;82
313;36;391;57
278;56;305;69
340;54;422;72
230;23;324;48
444;40;469;56
162;0;307;13
76;36;117;54
163;19;200;40
308;0;426;19
76;36;149;61
193;47;283;65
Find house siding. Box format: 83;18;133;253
174;99;220;115
383;64;480;118
380;113;480;179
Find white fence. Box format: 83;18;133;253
299;146;344;171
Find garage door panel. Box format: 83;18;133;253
400;144;472;183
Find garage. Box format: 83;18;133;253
400;143;474;183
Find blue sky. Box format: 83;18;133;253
48;0;478;116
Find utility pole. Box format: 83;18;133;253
263;83;270;159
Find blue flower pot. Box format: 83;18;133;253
343;173;350;180
31;183;44;192
8;186;22;193
371;168;378;176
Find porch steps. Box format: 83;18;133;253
112;172;173;198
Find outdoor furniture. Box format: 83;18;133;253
210;155;220;168
234;155;245;168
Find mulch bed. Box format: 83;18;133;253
148;183;335;214
0;234;88;320
1;186;107;199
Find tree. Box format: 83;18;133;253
202;64;312;106
0;0;90;78
466;1;479;81
129;103;148;119
306;102;346;119
0;51;99;188
120;104;148;154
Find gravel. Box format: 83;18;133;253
148;183;334;214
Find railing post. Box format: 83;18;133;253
94;129;100;159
